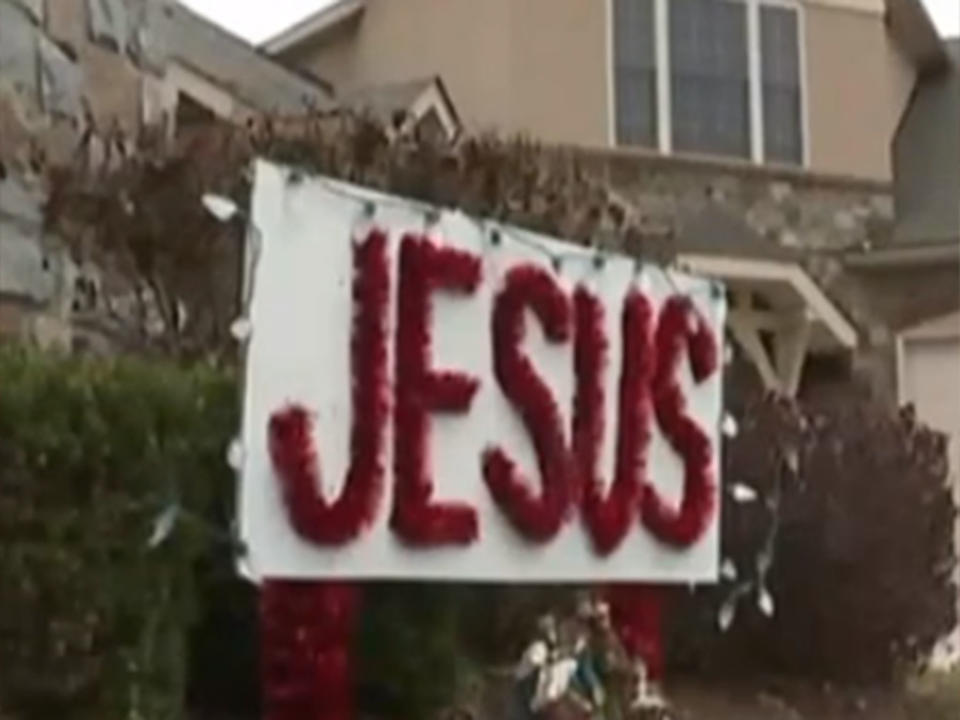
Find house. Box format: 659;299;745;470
0;0;335;166
262;0;956;399
1;0;332;345
847;39;960;585
264;0;959;659
0;0;461;348
264;0;937;180
886;40;959;479
881;39;960;665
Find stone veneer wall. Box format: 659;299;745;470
564;147;894;252
528;145;929;404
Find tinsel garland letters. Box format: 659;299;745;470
267;230;719;550
641;296;718;547
391;235;483;546
267;229;390;545
482;265;574;541
574;289;655;555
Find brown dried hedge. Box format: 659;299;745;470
669;371;958;684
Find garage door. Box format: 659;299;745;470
901;334;960;479
900;314;960;669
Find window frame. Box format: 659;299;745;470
606;0;809;167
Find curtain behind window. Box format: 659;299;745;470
761;5;803;164
669;0;749;158
614;0;657;147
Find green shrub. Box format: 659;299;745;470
0;346;477;720
355;584;474;719
0;347;237;719
4;345;955;719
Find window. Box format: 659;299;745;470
670;0;750;158
611;0;804;165
760;5;802;164
614;0;657;147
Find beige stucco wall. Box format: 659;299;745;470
285;22;359;95
503;0;608;145
282;0;914;179
281;0;607;144
804;2;916;179
284;0;511;135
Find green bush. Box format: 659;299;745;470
355;584;475;719
0;347;476;720
4;345;955;719
0;347;237;719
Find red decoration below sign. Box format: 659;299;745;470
574;288;655;555
606;583;666;681
267;229;390;545
261;581;360;720
391;235;483;546
640;295;719;547
483;264;575;542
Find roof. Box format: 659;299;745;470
674;207;857;353
262;0;366;55
82;1;334;114
845;242;959;268
885;0;950;75
156;2;335;114
678;253;859;352
900;310;960;341
342;78;438;119
889;36;959;254
340;76;461;137
262;0;949;67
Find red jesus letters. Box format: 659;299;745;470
268;229;719;553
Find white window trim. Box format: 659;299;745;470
406;84;461;141
895;332;907;407
796;0;812;167
606;0;617;145
655;0;672;154
747;0;764;163
606;0;808;167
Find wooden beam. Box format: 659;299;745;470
728;309;782;393
728;300;811;398
726;307;787;332
677;253;858;349
774;315;812;397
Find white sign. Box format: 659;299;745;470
240;160;725;582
